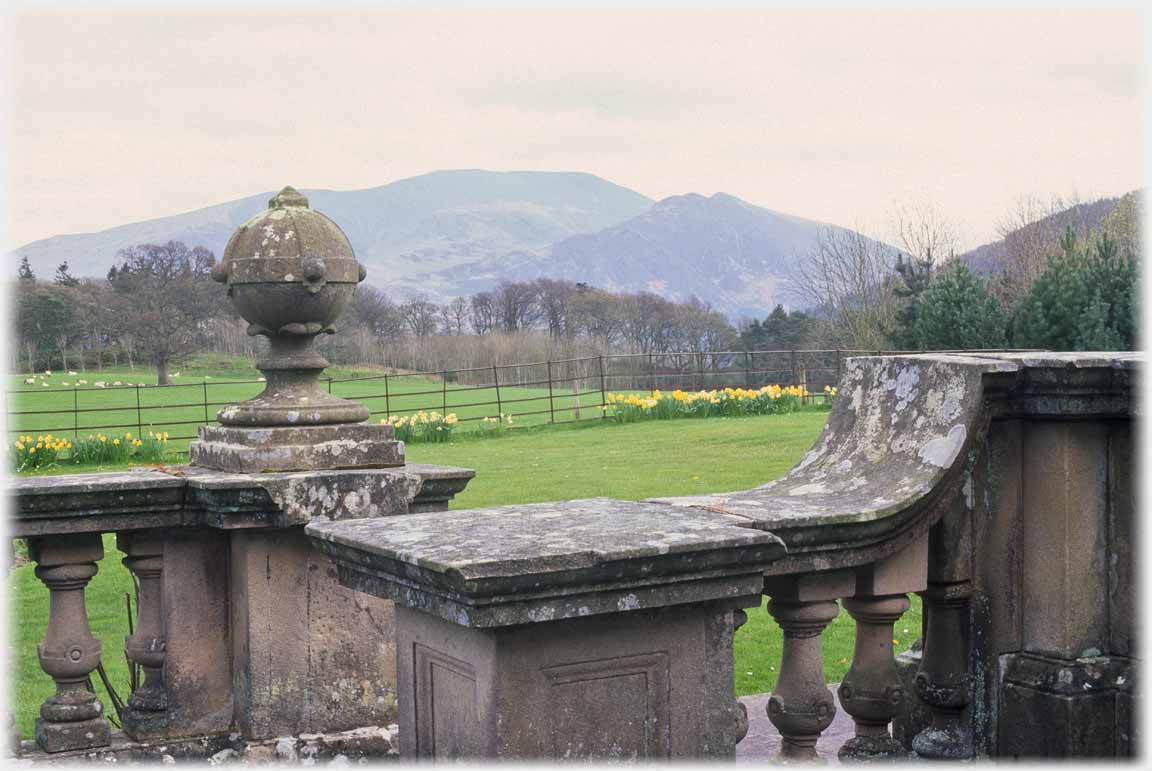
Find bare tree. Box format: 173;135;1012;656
791;227;899;350
351;286;404;339
493;280;540;333
989;193;1087;306
109;241;223;384
568;288;623;345
440;297;470;336
399;295;441;338
470;291;497;335
893;198;958;266
533;278;577;338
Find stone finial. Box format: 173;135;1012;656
208;184;368;427
189;186;402;473
268;185;309;209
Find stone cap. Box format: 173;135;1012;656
649;351;1140;574
306;498;785;627
10;463;476;537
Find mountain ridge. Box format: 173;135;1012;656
13;169;890;319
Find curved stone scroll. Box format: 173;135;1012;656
650;354;1022;572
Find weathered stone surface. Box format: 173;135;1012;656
161;529;234;738
229;529;399;740
999;652;1133;757
402;463;476;512
11;463;475;537
649;355;1018;574
210;186;371;429
189;422;403;473
308;498;784;627
394;602;750;759
15;724;398;764
1020;421;1110;660
10;470;187;537
184;465;421;527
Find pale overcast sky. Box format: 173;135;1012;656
6;5;1145;251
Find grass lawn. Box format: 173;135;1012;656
8;411;921;739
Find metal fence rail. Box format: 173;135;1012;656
6;348;1037;443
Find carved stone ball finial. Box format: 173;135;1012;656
208;185;369;427
190;186;404;473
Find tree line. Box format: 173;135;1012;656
11;191;1139;385
784;191;1140;353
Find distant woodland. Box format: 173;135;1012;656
10;191;1140;384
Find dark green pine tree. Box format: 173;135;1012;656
1074;234;1138;350
1013;228;1137;351
17;255;35;282
889;251;935;350
912;262;1007;350
53;261;80;287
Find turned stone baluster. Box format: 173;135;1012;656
912;580;972;759
28;533;110;753
764;570;853;762
837;594;911;759
766;599;839;761
117;532;167;739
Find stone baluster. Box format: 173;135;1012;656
27;533;111;753
911;489;974;760
911;580;972;758
732;609;750;745
836;594;911;759
117;532;167;738
763;571;853;761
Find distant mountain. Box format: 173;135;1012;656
12;170;654;282
13;170;892;319
406;192;888;319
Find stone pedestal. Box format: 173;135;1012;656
307;498;786;760
189;423;403;473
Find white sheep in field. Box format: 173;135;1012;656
68;371;78;376
95;382;106;388
41;382;50;387
24;378;35;385
77;379;88;385
61;381;70;386
113;381;123;386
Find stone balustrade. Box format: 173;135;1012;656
308;351;1138;761
9;462;474;757
8;350;1137;761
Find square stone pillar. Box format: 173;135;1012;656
228;527;399;739
306;498;786;760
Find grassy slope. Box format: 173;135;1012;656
9;411;921;738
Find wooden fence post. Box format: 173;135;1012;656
494;365;503;418
546;360;556;424
598;356;607;419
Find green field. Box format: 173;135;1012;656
7;359;606;448
8;412;921;739
6;356;616;452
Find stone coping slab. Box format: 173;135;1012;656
646;352;1139;571
307;498;785;627
9;463;476;538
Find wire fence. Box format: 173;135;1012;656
6;348;1035;446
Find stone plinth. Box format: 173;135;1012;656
189;422;403;473
307;498;786;760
